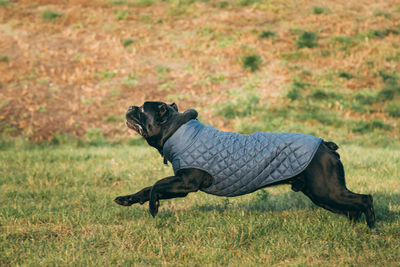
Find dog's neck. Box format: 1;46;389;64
146;109;198;156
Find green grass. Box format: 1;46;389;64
215;75;398;147
122;38;134;47
216;1;229;8
308;89;342;100
115;10;129;20
312;6;330;15
241;54;262;72
338;72;354;80
238;0;259;6
285;80;311;101
297;31;319;49
135;0;155;7
282;51;309;61
0;0;11;5
0;55;9;62
1;141;399;265
374;10;392;19
96;70;117;79
331;35;359;51
359;27;400;40
216;93;261;119
385;103;400;117
42;10;63;21
351;120;393;133
103;115;125;123
122;74;138;88
354;91;376;105
259;30;276;39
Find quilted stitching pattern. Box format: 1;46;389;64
163;120;322;197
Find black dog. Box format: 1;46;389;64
114;101;375;228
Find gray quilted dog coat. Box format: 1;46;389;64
163;120;322;197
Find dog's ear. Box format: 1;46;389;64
157;103;169;124
169;103;178;112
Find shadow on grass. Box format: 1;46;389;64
194;191;315;213
113;191;399;228
191;191;400;224
373;192;400;224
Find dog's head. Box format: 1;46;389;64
125;101;198;152
125;101;178;138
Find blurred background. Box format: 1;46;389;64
1;0;399;146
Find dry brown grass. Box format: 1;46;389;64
0;0;399;141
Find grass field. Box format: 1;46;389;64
1;140;399;265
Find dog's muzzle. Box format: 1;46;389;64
126;119;144;136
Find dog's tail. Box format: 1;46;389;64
323;141;340;159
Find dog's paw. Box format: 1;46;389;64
149;199;159;217
114;195;140;206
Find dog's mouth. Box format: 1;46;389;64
126;119;146;137
125;106;149;137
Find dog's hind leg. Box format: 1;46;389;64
300;143;375;228
301;179;375;228
289;174;363;222
300;188;365;222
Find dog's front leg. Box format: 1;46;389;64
114;183;193;207
114;186;152;206
149;170;208;217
